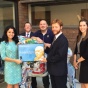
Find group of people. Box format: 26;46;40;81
0;18;88;88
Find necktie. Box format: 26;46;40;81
52;36;56;44
26;33;29;38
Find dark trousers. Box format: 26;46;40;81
50;75;67;88
42;75;50;88
32;75;50;88
32;77;37;88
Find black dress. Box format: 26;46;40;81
74;38;88;83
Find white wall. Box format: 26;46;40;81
50;3;88;26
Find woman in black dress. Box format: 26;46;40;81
74;19;88;88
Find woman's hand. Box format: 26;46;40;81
73;61;79;69
73;55;79;69
15;59;22;64
17;42;22;45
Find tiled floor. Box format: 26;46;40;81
0;77;81;88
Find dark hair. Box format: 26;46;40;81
1;25;19;44
51;19;63;27
77;19;88;42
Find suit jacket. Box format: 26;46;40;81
20;32;34;38
47;33;68;76
74;38;88;62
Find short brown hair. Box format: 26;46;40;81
24;22;32;27
51;19;63;26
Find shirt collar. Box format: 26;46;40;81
26;32;31;35
55;31;62;39
26;32;31;37
38;29;50;35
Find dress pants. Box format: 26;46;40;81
32;77;37;88
50;75;67;88
32;75;50;88
42;75;50;88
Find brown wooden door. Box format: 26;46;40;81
81;9;88;20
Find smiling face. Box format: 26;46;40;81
39;20;48;31
24;23;32;33
79;21;88;34
7;28;15;41
52;23;62;35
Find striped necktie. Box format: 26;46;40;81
52;36;56;44
26;33;29;38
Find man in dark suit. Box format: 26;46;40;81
47;19;68;88
20;22;34;38
20;22;37;88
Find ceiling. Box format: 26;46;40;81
19;0;88;6
2;0;88;6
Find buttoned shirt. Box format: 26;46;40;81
26;32;31;38
55;31;62;40
34;29;54;54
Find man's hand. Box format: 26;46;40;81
44;43;51;49
39;58;47;63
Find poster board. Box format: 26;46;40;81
18;43;44;61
